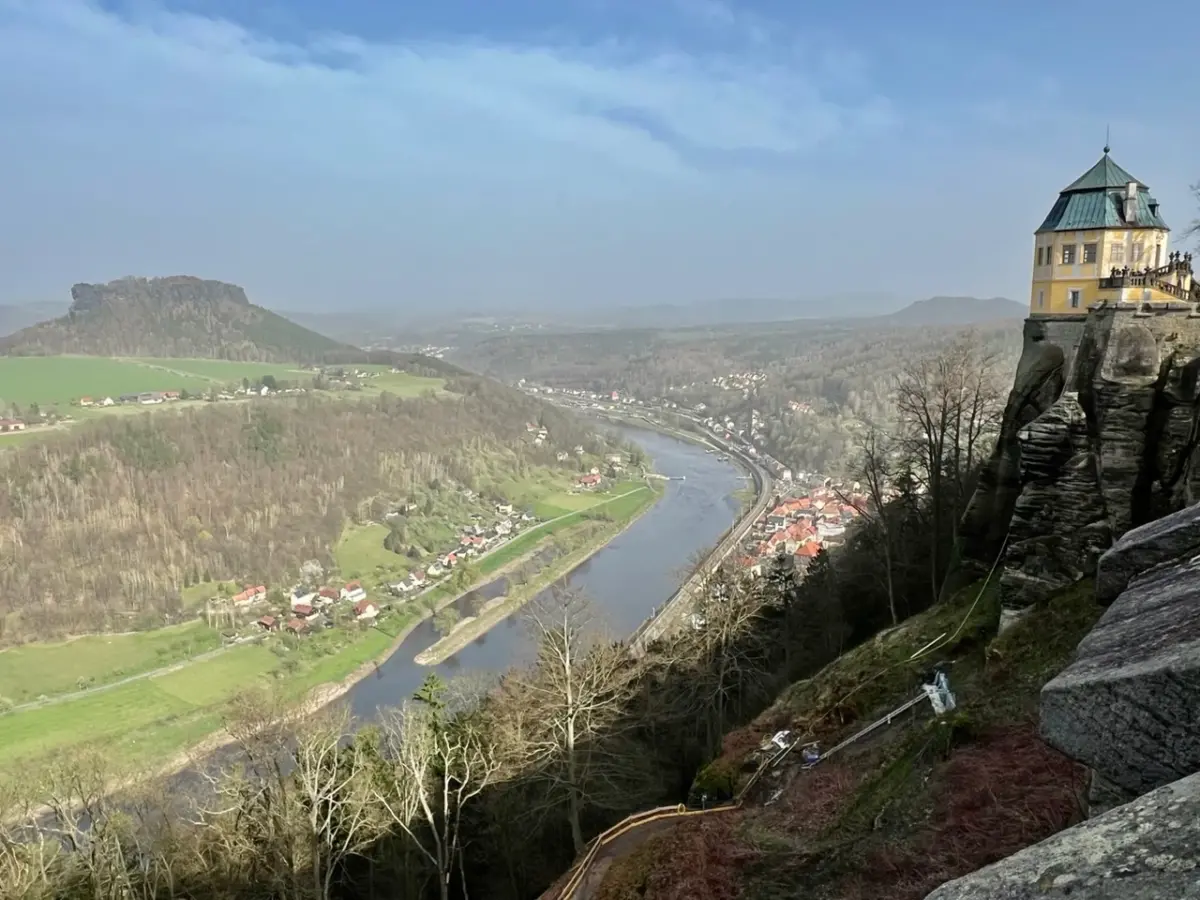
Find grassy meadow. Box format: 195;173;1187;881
0;356;309;407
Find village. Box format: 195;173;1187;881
733;477;869;577
199;473;615;645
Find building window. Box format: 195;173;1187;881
1061;244;1077;265
1036;247;1044;266
1110;242;1125;264
1155;244;1162;267
1132;242;1144;263
1069;289;1082;309
1038;290;1045;308
1083;243;1098;263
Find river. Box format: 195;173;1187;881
347;426;746;719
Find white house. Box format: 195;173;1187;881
340;581;367;603
290;590;317;609
354;599;379;622
496;503;513;515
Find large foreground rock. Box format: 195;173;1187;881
923;770;1200;899
1039;558;1200;796
1096;502;1200;604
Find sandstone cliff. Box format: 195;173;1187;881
960;310;1200;627
929;310;1200;899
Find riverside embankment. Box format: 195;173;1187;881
346;425;748;719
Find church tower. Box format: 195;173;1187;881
1030;147;1192;316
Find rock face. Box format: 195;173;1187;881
1040;548;1200;796
960;309;1200;622
923;769;1200;899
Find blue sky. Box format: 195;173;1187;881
2;0;1198;314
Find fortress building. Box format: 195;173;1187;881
1030;146;1194;316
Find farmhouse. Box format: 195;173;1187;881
286;618;308;635
354;598;379;622
290;588;317;609
232;585;267;607
578;473;602;487
292;603;315;619
341;581;366;603
0;419;26;432
317;587;340;606
257;615;278;631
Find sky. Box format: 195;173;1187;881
2;0;1198;315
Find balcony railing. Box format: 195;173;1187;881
1099;251;1196;303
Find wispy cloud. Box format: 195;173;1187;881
0;0;898;177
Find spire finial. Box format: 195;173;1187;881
1104;124;1111;155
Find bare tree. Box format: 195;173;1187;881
376;677;500;900
894;333;1002;600
515;588;644;854
838;424;898;624
291;707;385;900
675;565;774;755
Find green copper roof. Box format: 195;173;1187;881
1036;152;1170;233
1061;153;1143;193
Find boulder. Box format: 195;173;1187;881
1040;558;1200;796
1096;501;1200;605
923;770;1200;899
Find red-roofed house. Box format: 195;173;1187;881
292;603;315;618
341;581;366;603
257;615;278;631
286;618;308;635
317;587;339;606
578;473;602;487
354;598;379;621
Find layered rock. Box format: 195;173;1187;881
961;310;1200;623
924;769;1200;899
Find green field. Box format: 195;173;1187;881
364;371;446;397
336;523;409;587
0;356;309;408
0;617;407;773
0;621;221;706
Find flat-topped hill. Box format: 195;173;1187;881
0;276;353;363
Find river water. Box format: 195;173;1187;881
347;426;745;720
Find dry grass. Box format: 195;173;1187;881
595;814;757;900
841;722;1087;900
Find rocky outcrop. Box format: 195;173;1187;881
960;309;1200;622
928;308;1200;900
997;392;1110;624
1040;537;1200;797
924;769;1200;899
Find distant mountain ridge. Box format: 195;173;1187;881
879;295;1026;326
0;276;353;362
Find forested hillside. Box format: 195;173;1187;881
0;276;352;362
462;319;1022;473
0;374;598;642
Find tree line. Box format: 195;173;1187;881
0;337;1009;899
462;320;1020;473
0;375;599;644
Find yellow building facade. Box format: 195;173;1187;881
1030;149;1194;316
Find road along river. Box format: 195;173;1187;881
347;425;749;720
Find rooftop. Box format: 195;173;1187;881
1037;149;1169;234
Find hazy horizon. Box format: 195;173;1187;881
2;0;1197;313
